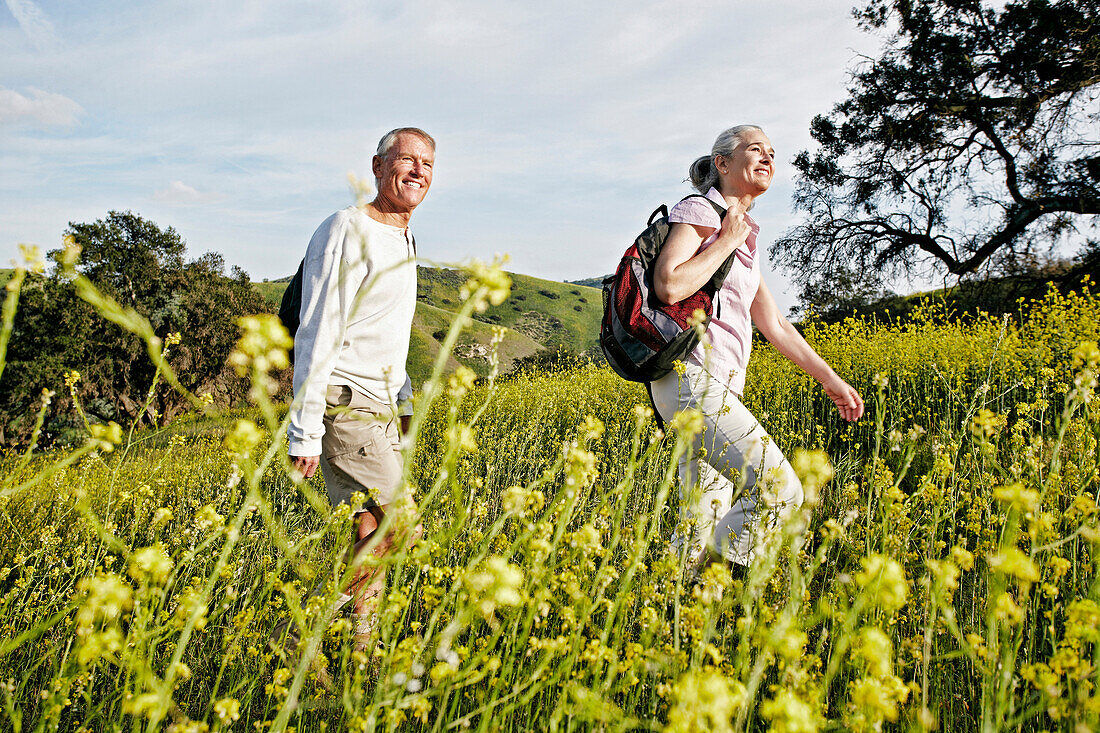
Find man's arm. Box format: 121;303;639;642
288;212;354;464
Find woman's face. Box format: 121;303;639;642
716;130;775;199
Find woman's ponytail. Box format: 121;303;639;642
688;155;717;194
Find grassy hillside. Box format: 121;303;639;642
255;266;602;384
252;280;289;305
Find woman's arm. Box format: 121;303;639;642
750;279;865;422
653;210;752;305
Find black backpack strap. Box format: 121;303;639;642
648;204;669;226
645;381;666;432
279;259;306;362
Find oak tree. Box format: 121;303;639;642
0;211;270;445
774;0;1099;295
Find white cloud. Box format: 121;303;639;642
0;87;82;127
153;180;219;205
3;0;58;50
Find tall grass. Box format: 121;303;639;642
2;243;1099;732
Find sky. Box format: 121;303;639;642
0;0;880;315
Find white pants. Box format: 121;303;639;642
650;362;803;566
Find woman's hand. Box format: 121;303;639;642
654;203;754;305
822;376;864;422
716;204;752;250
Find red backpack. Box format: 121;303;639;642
600;195;735;383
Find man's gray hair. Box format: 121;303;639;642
688;125;764;194
376;127;436;158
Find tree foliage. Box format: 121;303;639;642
774;0;1099;293
0;211;270;445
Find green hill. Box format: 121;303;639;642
567;276;610;290
256;266;602;384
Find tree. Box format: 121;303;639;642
774;0;1099;294
0;211;271;445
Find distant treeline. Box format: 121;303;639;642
1;212;270;447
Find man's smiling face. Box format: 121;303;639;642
373;132;434;213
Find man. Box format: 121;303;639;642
287;127;434;650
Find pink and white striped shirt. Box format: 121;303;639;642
667;187;761;396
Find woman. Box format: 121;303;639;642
651;125;864;576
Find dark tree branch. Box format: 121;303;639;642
775;0;1100;296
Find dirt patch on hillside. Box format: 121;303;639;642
512;311;562;342
453;342;493;361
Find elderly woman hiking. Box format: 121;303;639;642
649;124;864;578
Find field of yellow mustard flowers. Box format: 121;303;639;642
2;245;1100;732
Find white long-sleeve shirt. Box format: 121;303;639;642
288;206;416;456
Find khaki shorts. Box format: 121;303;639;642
319;384;402;511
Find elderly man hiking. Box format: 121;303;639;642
279;127;433;654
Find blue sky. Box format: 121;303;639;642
1;0;877;314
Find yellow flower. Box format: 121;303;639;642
951;546;975;571
759;689;818;733
128;546;174;585
855;555;907;612
449;423;478;454
993;592;1025;625
74;572;133;635
664;670;742;733
193;504;225;533
17;243;45;274
448;366;477;398
993;483;1040;514
213;697;240;725
224;419;264;457
686;308;708;336
89;421;123;452
228;314;292;383
970;408;1006;440
579;415;604;442
1072;340;1100;370
987;547;1039;584
464;557;524;618
669;408;704;438
853;627;893;678
460;256;512;312
791;449;834;504
848;675;909;727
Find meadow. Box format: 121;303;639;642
2;250;1099;732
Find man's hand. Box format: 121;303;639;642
291;454;320;480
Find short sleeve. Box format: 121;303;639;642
668;197;722;231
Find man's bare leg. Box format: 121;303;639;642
344;505;422;647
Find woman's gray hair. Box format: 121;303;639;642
376;127;436;158
688;125;764;194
